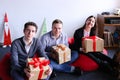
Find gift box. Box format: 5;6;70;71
27;57;50;80
82;36;104;53
52;44;71;64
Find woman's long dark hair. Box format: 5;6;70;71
82;15;97;35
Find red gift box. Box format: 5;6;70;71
27;57;50;80
82;36;104;53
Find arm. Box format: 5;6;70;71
37;39;49;59
62;32;69;47
10;41;22;71
73;29;83;52
39;35;51;57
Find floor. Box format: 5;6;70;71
0;47;118;80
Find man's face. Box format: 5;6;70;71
52;23;62;37
24;25;36;41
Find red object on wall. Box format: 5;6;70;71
3;13;12;46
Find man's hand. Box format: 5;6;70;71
45;65;52;75
24;68;34;78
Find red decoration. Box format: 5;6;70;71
3;13;12;47
82;36;97;51
28;58;50;79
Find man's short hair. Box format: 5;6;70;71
24;21;38;32
52;19;63;26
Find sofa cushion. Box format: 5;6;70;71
0;53;12;80
72;54;99;71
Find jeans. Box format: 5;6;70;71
50;50;78;73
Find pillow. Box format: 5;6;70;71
68;37;74;45
72;54;99;71
72;49;108;72
0;53;12;80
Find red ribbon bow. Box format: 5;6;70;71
28;58;50;79
82;36;97;52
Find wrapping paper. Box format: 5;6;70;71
27;57;50;80
82;36;104;53
52;44;71;64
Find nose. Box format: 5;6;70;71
55;28;59;32
90;21;93;23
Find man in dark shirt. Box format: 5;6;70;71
10;21;52;80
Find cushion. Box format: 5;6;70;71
72;54;99;71
68;37;74;45
0;53;12;80
0;52;40;80
72;49;108;71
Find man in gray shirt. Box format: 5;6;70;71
10;21;52;80
40;19;79;74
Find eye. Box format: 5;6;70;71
58;28;61;30
25;29;30;32
32;30;36;32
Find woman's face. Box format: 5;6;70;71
85;17;95;28
24;25;36;41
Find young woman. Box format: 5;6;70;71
73;15;115;72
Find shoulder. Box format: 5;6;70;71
40;31;52;43
11;37;24;48
61;32;68;37
32;38;41;46
12;37;23;44
74;27;83;34
41;31;51;39
33;37;38;42
76;27;83;32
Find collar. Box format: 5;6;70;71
50;31;62;39
23;37;33;46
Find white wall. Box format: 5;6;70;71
0;0;118;42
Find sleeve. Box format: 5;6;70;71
64;33;69;47
73;30;82;52
39;36;51;57
37;39;49;59
10;41;22;71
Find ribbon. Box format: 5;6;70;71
82;36;98;52
28;58;50;79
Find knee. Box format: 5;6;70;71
71;50;79;59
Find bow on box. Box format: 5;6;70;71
52;44;71;64
27;57;50;80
